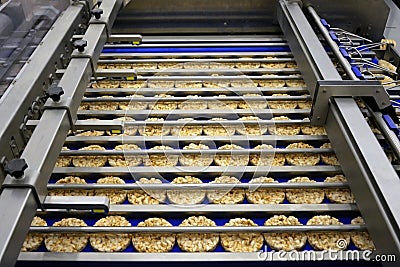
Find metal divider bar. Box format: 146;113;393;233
47;182;348;190
28;225;365;234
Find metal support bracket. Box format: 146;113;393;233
1;170;45;210
71;24;108;76
43;97;77;132
89;0;122;40
43;196;110;214
311;80;391;125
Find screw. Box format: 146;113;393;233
73;39;87;52
46;86;64;102
4;159;28;179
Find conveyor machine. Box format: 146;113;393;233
0;0;400;266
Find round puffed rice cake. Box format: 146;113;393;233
220;218;264;252
236;116;268;136
119;80;146;89
175;80;202;88
111;63;132;69
89;96;119;111
75;119;105;137
138;118;170;136
149;94;177;110
132;218;175;253
235;57;260;69
249;144;286;166
285;142;320;166
307;215;350;250
298;94;312;109
286;177;324;204
264;215;307;251
127;177;166;204
246;177;285;204
324;175;355;204
230;79;255;88
286;79;306;88
91;80;120;89
320;143;339;166
21;216;47;252
268;94;297;109
95;176;126;204
238;94;267;110
72;145;108;167
143;145;179;167
78;103;89;110
183;62;209;69
214;144;249;166
108;144;143;167
119;94;148;110
207;95;238;110
177;216;219;252
45;218;88;252
203;74;230;88
257;74;286;87
268;116;300;135
90;216;131;252
298;100;312;109
179;143;214;166
167;176;205;204
157;62;180;70
300;122;327;135
48;176;89;197
203;118;236;136
134;63;158;70
170;118;202;136
109;117;138;136
350;217;375;250
177;95;207;110
207;176;245;204
261;57;286;69
147;78;174;89
74;130;104;137
285;62;297;68
55;147;72;167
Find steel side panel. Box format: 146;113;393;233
326;97;400;256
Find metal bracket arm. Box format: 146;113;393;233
43;196;110;214
311;80;391;125
72;0;122;73
43;97;77;132
89;0;123;39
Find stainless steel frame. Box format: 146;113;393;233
0;0;398;266
0;0;123;265
278;0;400;260
0;2;87;182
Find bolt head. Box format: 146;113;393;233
46;86;64;102
4;159;28;178
73;39;87;52
91;8;103;19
